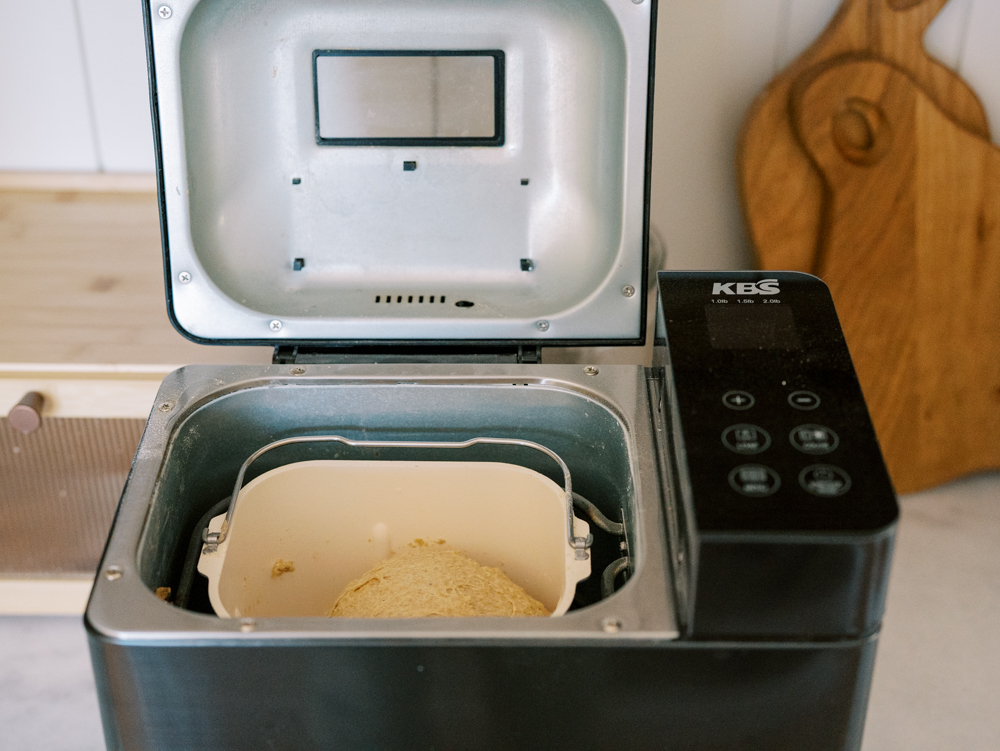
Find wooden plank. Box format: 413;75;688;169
0;171;156;192
0;187;271;366
738;0;871;274
0;367;170;419
740;0;991;274
793;58;1000;492
872;1;988;132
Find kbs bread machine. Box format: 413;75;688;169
86;1;898;748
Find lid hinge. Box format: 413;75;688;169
272;345;542;365
516;345;541;364
272;346;298;365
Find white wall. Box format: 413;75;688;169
0;0;99;171
75;0;156;173
0;0;153;173
0;0;997;269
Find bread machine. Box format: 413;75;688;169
86;1;898;748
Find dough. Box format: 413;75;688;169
271;559;295;578
328;541;550;618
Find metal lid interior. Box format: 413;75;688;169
147;0;655;345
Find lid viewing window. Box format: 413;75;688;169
314;51;504;146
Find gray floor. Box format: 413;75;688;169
2;472;997;750
862;471;1000;750
0;615;104;751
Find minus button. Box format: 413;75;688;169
788;391;821;410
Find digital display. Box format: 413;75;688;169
704;304;801;350
314;51;503;145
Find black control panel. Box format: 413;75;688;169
656;271;897;534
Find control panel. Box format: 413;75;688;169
656;271;897;534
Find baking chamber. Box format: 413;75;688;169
103;364;678;638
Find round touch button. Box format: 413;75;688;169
728;464;780;497
790;425;839;455
799;465;851;497
788;391;821;410
722;424;771;455
722;390;755;410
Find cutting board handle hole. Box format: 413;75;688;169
833;99;891;165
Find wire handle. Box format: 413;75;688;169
202;435;592;558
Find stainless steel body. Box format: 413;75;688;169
87;355;893;750
87;2;896;746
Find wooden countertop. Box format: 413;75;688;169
0;173;269;366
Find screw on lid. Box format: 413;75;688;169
7;391;44;434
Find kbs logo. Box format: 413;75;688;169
712;279;780;296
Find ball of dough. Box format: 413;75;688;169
328;542;550;618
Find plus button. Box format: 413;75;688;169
722;390;755;410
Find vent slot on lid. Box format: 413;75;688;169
375;295;448;304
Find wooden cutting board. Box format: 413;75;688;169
792;58;1000;493
738;0;991;274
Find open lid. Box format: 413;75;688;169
145;0;656;346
